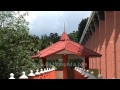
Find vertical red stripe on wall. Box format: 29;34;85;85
105;11;115;79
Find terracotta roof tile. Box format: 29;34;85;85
32;32;102;58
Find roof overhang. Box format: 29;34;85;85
32;31;102;60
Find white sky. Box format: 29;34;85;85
25;11;91;37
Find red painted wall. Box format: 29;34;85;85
114;11;120;78
99;20;106;79
105;11;115;79
85;11;120;79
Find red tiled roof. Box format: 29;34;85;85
32;32;101;58
59;32;70;41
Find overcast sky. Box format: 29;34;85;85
25;11;91;37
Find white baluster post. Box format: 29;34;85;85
28;70;35;79
35;69;40;79
9;73;15;79
19;71;28;79
98;74;102;79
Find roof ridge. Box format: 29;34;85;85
69;41;83;49
38;41;61;55
59;32;70;41
64;40;68;49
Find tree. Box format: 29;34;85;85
40;33;60;49
77;18;88;42
68;31;78;43
0;11;39;79
49;33;60;43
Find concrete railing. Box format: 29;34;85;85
74;67;102;79
9;68;56;79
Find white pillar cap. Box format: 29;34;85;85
28;70;35;76
9;73;15;79
91;71;94;75
19;72;28;79
40;69;44;74
86;70;89;73
35;69;40;75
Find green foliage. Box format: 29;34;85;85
47;60;63;70
68;59;83;69
68;31;78;43
40;33;60;49
67;18;88;43
0;11;41;79
77;18;88;42
0;11;88;78
49;33;60;43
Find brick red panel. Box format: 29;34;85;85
105;11;115;79
114;11;120;78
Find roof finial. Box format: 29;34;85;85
64;22;65;32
